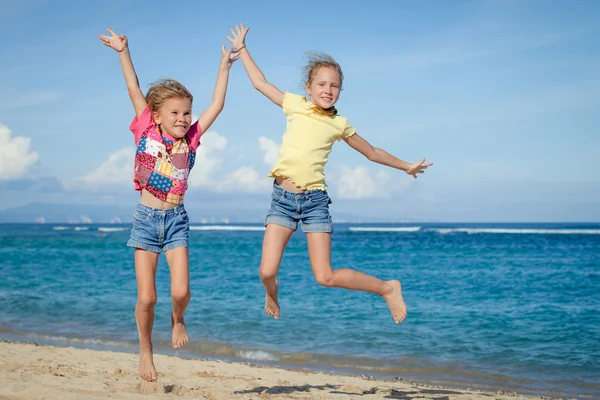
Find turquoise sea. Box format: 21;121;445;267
1;222;599;398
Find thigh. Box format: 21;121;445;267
301;191;332;233
165;246;190;289
306;232;333;276
265;189;299;232
163;206;190;252
128;212;162;253
134;249;160;297
260;224;295;271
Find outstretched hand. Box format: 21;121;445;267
220;44;240;69
226;23;249;51
406;158;433;179
98;28;128;52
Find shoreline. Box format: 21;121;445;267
0;340;573;400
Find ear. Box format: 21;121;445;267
305;83;312;97
152;111;161;125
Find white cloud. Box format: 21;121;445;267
79;147;135;188
333;166;412;200
190;133;272;192
188;132;228;188
0;124;39;180
220;165;271;193
258;136;280;166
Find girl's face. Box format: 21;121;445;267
305;67;341;110
153;97;192;139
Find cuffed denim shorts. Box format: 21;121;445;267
127;203;189;253
265;182;333;233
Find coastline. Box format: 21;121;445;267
0;340;569;400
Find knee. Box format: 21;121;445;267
259;266;277;283
314;270;335;287
171;288;191;304
137;294;157;310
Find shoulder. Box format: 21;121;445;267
282;92;308;114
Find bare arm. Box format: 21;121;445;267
99;28;146;117
197;45;240;133
227;24;284;107
344;133;433;178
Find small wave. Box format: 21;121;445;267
74;227;89;231
52;226;69;231
348;227;421;232
237;350;279;361
190;225;265;231
98;227;127;232
435;228;600;235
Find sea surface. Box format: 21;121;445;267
1;222;599;398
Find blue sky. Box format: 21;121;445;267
0;0;598;222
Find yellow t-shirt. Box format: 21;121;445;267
269;92;356;190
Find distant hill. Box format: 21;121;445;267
0;202;377;224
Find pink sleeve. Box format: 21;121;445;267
186;121;203;151
129;107;153;146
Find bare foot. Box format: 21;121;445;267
139;348;157;381
382;280;407;324
262;279;280;319
171;314;189;349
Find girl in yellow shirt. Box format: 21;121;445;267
228;24;432;324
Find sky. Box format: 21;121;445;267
0;0;599;222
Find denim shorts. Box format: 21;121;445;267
127;204;189;253
265;182;333;233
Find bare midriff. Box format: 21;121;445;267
274;177;306;193
140;189;179;210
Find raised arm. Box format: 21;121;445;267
227;24;284;107
197;45;240;133
344;133;433;178
98;28;147;117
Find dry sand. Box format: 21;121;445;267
0;340;548;400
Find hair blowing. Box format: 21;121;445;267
302;52;343;117
145;78;193;114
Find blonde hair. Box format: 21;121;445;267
302;52;344;117
145;78;193;114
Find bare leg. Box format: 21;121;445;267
134;249;159;381
259;224;294;319
165;246;190;349
306;233;407;324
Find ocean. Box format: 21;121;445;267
1;222;598;398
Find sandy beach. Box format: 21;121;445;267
0;340;554;400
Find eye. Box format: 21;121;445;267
171;111;177;115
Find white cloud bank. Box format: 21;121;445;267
0;124;39;180
74;132;410;199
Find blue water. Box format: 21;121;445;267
1;222;599;398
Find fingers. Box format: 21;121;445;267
226;35;233;44
98;35;109;41
106;27;118;37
